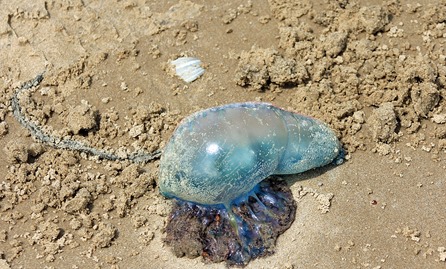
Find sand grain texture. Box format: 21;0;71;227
1;0;446;268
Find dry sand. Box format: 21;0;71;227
1;0;446;268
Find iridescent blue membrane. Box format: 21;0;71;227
160;102;343;265
160;102;341;206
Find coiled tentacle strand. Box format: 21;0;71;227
11;73;161;163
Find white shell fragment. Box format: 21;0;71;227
171;57;205;83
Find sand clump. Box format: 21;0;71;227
65;101;99;135
235;47;309;90
367;102;398;143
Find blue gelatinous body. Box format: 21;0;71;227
159;102;341;206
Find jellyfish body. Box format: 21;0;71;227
160;102;342;265
160;102;341;206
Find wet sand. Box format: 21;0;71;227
1;1;446;268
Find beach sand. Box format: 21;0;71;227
1;1;445;268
